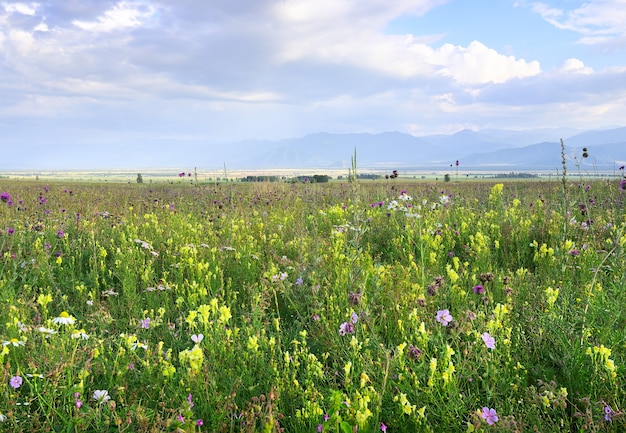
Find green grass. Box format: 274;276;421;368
0;176;624;432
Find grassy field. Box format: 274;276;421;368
0;173;625;432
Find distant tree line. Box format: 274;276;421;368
239;174;332;183
492;172;539;179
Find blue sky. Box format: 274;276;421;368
1;0;625;167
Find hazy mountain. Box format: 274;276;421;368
2;127;624;171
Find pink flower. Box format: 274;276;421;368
9;375;22;389
481;332;496;350
481;407;499;425
436;309;453;326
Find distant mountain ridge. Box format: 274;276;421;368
230;127;626;171
2;127;625;171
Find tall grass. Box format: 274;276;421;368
0;176;624;432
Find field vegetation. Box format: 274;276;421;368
0;167;625;432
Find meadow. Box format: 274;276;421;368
0;171;625;432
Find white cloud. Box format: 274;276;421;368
559;58;593;74
2;2;38;15
433;41;541;84
532;0;626;45
72;1;156;32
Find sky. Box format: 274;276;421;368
1;0;626;167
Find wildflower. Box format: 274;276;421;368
191;334;204;344
3;338;25;347
481;407;499;425
481;332;496;350
10;375;23;389
473;285;485;294
37;327;57;336
0;192;10;202
75;393;83;409
196;419;203;426
407;345;423;360
71;329;89;340
0;413;6;421
351;312;359;324
92;389;111;404
187;393;194;408
56;230;65;238
605;404;614;422
619;179;626;191
52;311;76;325
141;317;151;329
295;277;303;286
177;414;184;422
348;290;362;305
317;424;323;433
381;422;387;432
339;321;355;336
436;309;453;326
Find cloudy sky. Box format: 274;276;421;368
1;0;626;167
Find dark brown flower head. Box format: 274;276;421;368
502;276;511;285
433;276;445;287
407;345;423;360
348;290;362;305
426;284;438;296
479;272;495;283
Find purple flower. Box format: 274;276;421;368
7;227;14;235
141;317;151;329
317;424;323;433
56;230;65;238
481;332;496;350
436;309;453;326
10;375;23;389
339;321;354;336
0;192;11;202
605;404;614;422
381;422;387;432
187;393;194;408
351;312;359;324
619;179;626;191
568;249;580;256
196;419;203;426
481;407;499;425
473;285;485;294
295;277;303;286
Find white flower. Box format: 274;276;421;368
191;334;204;344
0;413;6;422
2;338;26;347
71;329;89;340
37;327;58;336
52;311;76;325
92;390;111;404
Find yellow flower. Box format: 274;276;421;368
247;335;259;352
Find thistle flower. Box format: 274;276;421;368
339;322;355;336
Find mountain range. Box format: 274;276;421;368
2;127;625;171
231;127;625;172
